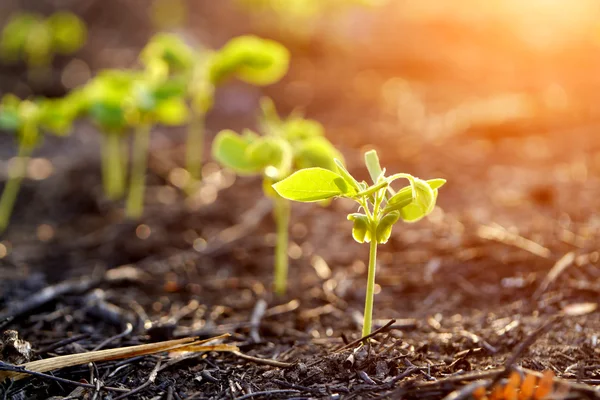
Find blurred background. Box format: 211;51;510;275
2;0;600;288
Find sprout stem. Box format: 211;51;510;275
0;145;31;234
102;132;126;199
362;231;378;337
273;195;290;296
186;111;205;183
126;124;151;219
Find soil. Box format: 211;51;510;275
2;1;600;399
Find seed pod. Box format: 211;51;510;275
347;213;371;243
376;211;400;244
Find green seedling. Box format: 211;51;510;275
82;70;135;200
141;33;289;186
273;150;445;336
0;11;86;83
212;98;341;295
81;63;189;217
0;94;77;233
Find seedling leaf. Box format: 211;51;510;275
212;130;263;175
272;167;352;202
398;178;436;222
376;210;400;244
348;213;371;243
154;97;189;125
295;136;342;171
364;149;383;184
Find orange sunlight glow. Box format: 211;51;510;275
399;0;600;49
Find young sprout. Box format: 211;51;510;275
83;70;136;200
0;94;77;233
82;64;188;217
212;98;341;295
141;34;289;186
0;11;86;84
124;61;189;218
273;150;445;336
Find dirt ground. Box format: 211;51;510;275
1;1;600;399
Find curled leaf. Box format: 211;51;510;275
348;213;371;243
140;33;196;72
399;178;436;222
210;35;289;85
376;211;400;244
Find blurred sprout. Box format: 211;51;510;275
209;35;290;86
140;33;196;74
0;11;87;84
273;150;445;336
212;97;341;295
81;65;189;216
47;12;87;55
140;33;289;186
0;94;77;233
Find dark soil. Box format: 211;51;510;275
2;1;600;399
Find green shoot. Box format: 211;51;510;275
141;33;289;186
273;150;445;336
0;12;86;85
81;62;189;216
212;98;341;295
83;70;135;199
0;94;77;233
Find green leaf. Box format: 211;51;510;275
154;97;189;126
347;213;371;243
212;129;263;175
272;167;352;202
364;149;383;184
427;178;446;190
376;211;400;244
383;185;413;214
210;35;290;85
283;117;324;141
47;11;87;54
140;33;196;73
0;13;39;63
38;98;76;136
0;110;21;131
246;136;292;180
152;76;187;100
334;159;361;193
398;178;436;223
295;136;342;171
89;102;127;131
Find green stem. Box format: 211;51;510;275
362;231;378;337
273;196;290;296
126;124;150;219
102;132;126;199
186;111;205;182
0;145;31;234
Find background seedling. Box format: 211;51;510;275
0;94;78;233
0;11;86;85
212;98;342;295
141;34;290;187
82;62;189;217
273;150;445;335
82;70;136;200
